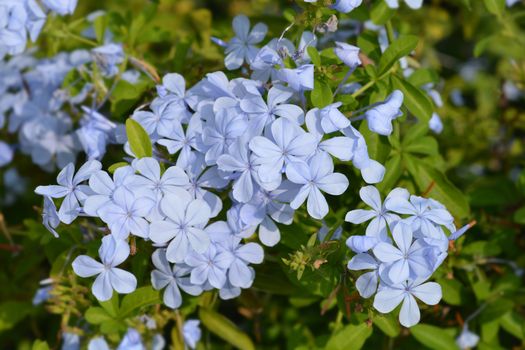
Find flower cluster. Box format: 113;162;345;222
0;39;134;171
0;0;77;58
345;185;471;327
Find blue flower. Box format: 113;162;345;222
347;253;379;298
384;0;423;10
286;152;349;219
372;222;436;283
456;324;480;349
72;235;137;301
92;43;124;77
77;106;118;160
41;0;77;15
61;332;80;350
42;195;60;237
183;320;202;350
150;249;203;309
334;42;361;67
83;166;135;216
217;138;260;203
225;15;268;70
0;141;13;166
117;328;144;350
184;242;233;289
149;190;211;263
132;98;181;139
365;90;403;136
345;186;404;236
98;187;155;239
216;236;264;288
157;117;202;168
385;194;455;239
35;160;102;224
429;113;443;134
249;117;317;189
131;157;189;200
278;64;314;92
373;278;442;327
88;337;110;350
240;85;305;134
331;0;363;13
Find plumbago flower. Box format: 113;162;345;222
346;185;473;327
32;11;465;333
72;235;137;301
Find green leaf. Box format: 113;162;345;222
513;206;525;224
199;308;255;350
404;155;470;218
325;323;373;350
119;286;160;318
126;119;153;158
373;314;400;337
404;136;439;156
407;68;439;87
370;1;395;25
108;162;129;174
311;79;333;108
411;324;460;350
0;301;32;333
376;154;403;192
483;0;505;16
93;15;108;44
307;46;322;66
500;312;525;339
391;74;433;122
85;307;113;325
378;35;418;77
437;278;463;305
100;294;120;318
32;340;50;350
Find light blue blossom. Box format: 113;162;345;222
88;337;110;350
347;253;379;298
332;0;363;13
202;107;248;165
183;320;202;350
157;116;202;168
41;0;77;15
205;206;256;241
149;190;211;263
278;64;314;92
131;157;189;200
92;43;124;77
384;0;423;10
345;186;404;236
225;15;267;70
364;90;403;136
240;85;304;134
429;113;443;134
305;109;353;161
373;222;436;283
385;194;455;239
117;328;144;350
239;182;296;246
456;324;480;349
83;166;135;216
373;278;442;327
156;73;191;123
184;242;233;289
249;117;317;189
33;285;52;305
217;138;259;203
151;249;203;309
77;106;118;160
250;39;294;83
286;152;349;219
72;235;137;301
61;332;80;350
98;187;155;239
42;195;60;237
217;236;264;288
184;153;227;217
318;102;350;133
0;141;13;166
334;42;361;68
132;98;180;138
35;160;102;224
